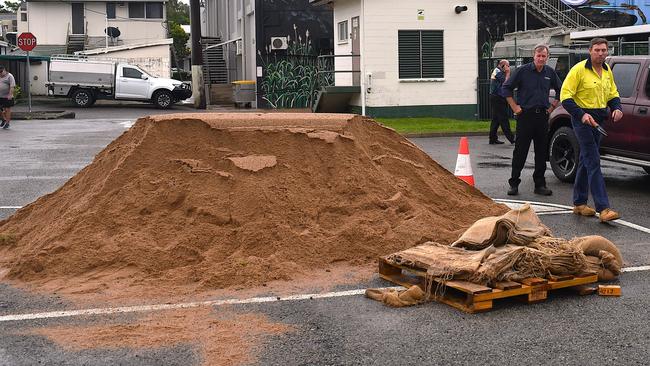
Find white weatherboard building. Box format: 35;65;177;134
312;0;478;119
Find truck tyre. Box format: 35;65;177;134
153;90;173;109
549;126;580;183
72;89;95;108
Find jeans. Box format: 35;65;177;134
572;109;609;212
509;108;549;188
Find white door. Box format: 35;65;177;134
116;66;150;99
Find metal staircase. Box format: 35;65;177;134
66;34;86;54
201;37;228;84
525;0;598;30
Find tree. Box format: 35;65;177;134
169;22;189;67
166;0;190;68
4;1;22;13
166;0;189;25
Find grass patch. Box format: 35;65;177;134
0;233;17;246
376;117;516;135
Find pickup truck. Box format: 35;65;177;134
47;56;192;109
548;55;650;182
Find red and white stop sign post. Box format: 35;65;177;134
17;32;37;112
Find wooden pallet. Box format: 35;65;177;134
378;259;599;313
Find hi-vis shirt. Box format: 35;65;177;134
560;58;621;121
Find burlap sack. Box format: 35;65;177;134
451;203;552;250
365;285;425;307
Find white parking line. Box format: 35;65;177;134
0;287;399;323
0;206;22;209
2;263;650;323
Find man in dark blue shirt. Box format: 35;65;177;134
489;60;515;144
502;44;562;196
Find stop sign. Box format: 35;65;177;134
17;32;37;52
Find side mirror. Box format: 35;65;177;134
141;74;148;80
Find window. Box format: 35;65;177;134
611;63;640;98
145;3;163;19
106;3;116;19
123;67;143;79
338;20;348;43
129;2;164;19
398;30;444;79
20;12;27;22
129;3;145;18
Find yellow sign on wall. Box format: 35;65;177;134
417;9;424;21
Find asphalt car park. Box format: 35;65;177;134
0;116;648;365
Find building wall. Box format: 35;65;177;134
362;0;478;117
84;44;172;78
85;3;167;44
19;2;166;46
332;0;359;87
22;2;69;44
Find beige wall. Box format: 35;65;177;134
363;0;478;108
332;0;359;87
331;0;478;109
85;44;171;78
21;2;166;46
85;3;166;43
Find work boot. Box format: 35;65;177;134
489;140;505;145
534;186;552;196
599;208;620;222
0;119;5;129
2;122;8;130
507;185;518;196
573;204;596;216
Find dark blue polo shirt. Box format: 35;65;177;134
502;63;562;109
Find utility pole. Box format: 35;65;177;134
190;0;206;109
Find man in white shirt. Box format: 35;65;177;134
0;64;16;129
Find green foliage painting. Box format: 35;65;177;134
258;25;333;109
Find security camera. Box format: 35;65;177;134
455;5;468;13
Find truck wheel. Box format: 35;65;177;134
72;89;94;108
153;90;173;109
549;126;580;182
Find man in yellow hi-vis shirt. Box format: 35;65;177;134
560;38;623;222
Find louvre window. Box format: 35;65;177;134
398;30;444;79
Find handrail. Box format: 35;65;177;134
526;0;598;30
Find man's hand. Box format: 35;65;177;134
581;113;597;127
612;109;623;122
512;105;523;116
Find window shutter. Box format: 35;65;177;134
421;31;444;78
398;30;421;79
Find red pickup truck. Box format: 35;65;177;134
548;55;650;182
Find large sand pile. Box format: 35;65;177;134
0;113;507;293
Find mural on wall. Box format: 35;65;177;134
569;0;649;27
257;25;333;109
255;0;334;109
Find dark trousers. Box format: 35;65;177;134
509;109;549;188
489;95;515;143
572;109;609;212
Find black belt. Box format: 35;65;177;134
524;107;547;114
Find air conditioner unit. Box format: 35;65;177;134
235;39;243;55
270;36;288;51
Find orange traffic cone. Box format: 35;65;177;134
454;137;475;186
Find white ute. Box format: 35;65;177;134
47;55;192;109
